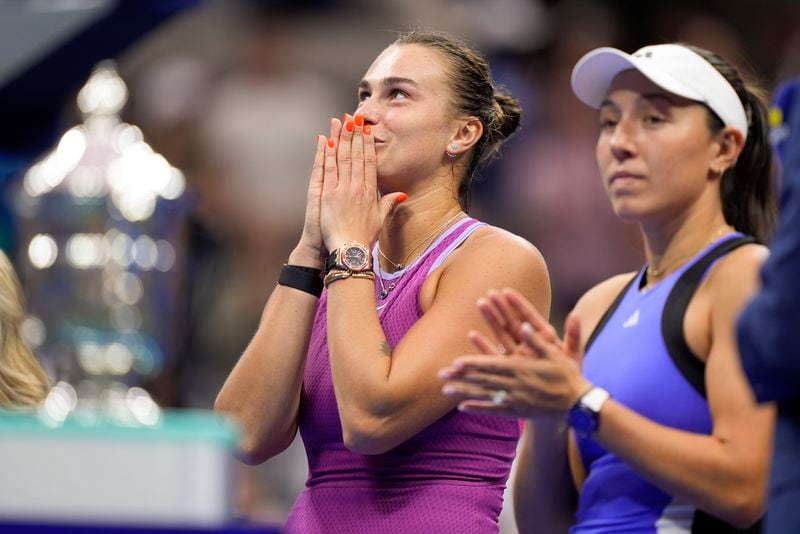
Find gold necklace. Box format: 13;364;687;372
377;248;403;271
376;211;464;300
646;224;733;282
378;211;464;271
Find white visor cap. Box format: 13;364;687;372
571;44;748;140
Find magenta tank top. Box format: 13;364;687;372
283;217;520;533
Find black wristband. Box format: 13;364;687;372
278;264;323;297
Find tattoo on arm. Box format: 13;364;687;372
380;340;392;357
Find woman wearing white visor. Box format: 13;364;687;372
440;43;777;532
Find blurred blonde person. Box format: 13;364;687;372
0;251;49;408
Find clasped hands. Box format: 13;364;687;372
299;113;407;263
439;288;591;419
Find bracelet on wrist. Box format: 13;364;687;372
324;268;375;288
278;264;323;297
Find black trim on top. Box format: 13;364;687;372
661;236;757;399
584;273;639;354
692;509;763;533
665;235;764;534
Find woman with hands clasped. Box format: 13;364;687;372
441;43;777;533
215;31;550;533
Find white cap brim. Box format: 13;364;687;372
571;44;748;140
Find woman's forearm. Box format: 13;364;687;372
215;255;320;463
325;278;396;451
514;418;575;533
595;400;771;527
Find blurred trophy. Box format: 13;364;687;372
0;59;239;531
13;61;189;426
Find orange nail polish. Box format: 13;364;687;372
345;121;354;133
364;125;372;135
354;114;364;127
328;138;334;148
397;193;409;203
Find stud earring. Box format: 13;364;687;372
446;143;459;158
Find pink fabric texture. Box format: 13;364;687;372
284;218;520;533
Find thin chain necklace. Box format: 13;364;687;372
376;211;464;300
646;224;733;283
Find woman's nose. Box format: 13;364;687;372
355;99;379;125
609;118;637;161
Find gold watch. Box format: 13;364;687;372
325;242;372;274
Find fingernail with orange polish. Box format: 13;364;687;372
328;138;334;148
345;121;354;133
397;193;409;204
364;125;372;135
354;114;364;127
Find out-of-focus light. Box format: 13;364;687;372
77;341;104;375
56;127;86;173
131;343;157;376
154;240;176;272
23;163;47;197
40;154;66;190
28;234;58;269
65;234;90;269
39;381;78;425
21;315;46;349
106;143;173;222
67;166;106;198
110;232;133;267
144;154;171;192
160;167;186;200
66;233;101;269
132;235;157;270
116;192;156;222
106;342;133;375
103;381;135;425
112;124;143;152
77;64;128;116
113;272;143;305
106;142;152;192
106;143;184;221
126;387;160;426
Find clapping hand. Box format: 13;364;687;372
440;288;591;419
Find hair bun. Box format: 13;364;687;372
492;92;522;141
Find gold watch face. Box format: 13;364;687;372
342;244;369;271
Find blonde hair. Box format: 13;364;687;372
0;250;49;408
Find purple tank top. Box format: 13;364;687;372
284;218;520;533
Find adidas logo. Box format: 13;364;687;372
623;309;640;328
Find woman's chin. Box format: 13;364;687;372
611;202;647;223
376;167;403;191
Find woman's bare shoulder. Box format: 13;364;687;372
452;224;547;269
425;223;550;314
572;272;639;346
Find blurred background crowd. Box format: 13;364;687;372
0;0;798;530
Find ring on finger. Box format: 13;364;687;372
491;389;509;407
497;344;507;355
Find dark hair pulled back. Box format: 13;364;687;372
395;30;522;210
683;44;777;243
